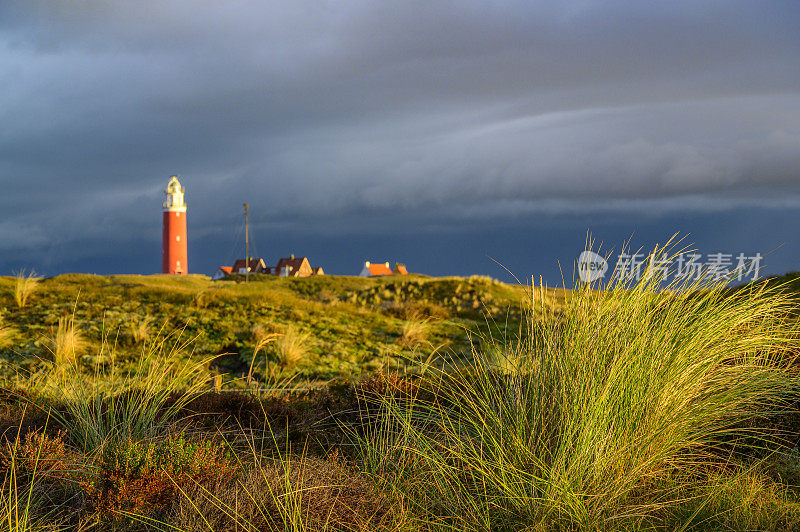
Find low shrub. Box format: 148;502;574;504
2;431;82;482
0;428;88;531
169;451;404;531
87;433;235;519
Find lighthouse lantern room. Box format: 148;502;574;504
162;175;188;274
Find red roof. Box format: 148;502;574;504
393;263;408;275
368;263;393;276
219;266;232;274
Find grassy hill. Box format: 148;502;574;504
0;273;563;386
3;271;800;530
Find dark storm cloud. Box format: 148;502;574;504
0;1;799;273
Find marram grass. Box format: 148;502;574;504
13;270;40;310
47;315;87;368
362;246;800;530
3;255;800;530
37;329;212;454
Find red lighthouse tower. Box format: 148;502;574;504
162;175;188;274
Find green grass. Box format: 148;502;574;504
0;273;531;386
352;254;800;529
1;262;800;529
39;331;211;453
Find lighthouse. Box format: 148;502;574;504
162;175;188;274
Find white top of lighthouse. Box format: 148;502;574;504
163;175;187;212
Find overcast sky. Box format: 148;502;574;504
1;1;799;282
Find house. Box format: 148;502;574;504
215;254;324;280
211;266;233;280
393;263;408;275
231;258;268;274
359;261;393;277
274;254;316;277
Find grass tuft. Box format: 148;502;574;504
0;314;18;350
274;326;311;370
359;242;800;529
46;316;87;368
39;330;212;454
127;314;154;344
13;270;41;309
397;311;433;350
247;325;279;384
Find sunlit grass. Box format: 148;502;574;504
357;243;800;529
398;311;433;350
46;315;87;368
13;270;41;310
665;461;800;530
37;330;212;454
126;313;154;344
0;314;18;350
274;326;311;371
247;325;279;384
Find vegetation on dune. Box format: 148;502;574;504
0;315;18;351
397;311;434;350
359;255;800;530
46;315;87;368
246;325;279;384
1;258;800;529
0;273;530;385
13;270;41;310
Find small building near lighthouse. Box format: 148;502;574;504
359;261;393;277
359;261;409;277
162;175;188;274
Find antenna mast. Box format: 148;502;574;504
243;203;250;283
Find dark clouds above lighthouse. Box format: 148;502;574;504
0;2;799;280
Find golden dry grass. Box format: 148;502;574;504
275;326;311;370
0;325;15;350
0;314;17;350
128;314;155;343
13;270;41;309
47;316;87;367
398;310;433;349
247;325;279;383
